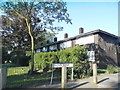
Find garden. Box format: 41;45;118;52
2;46;120;88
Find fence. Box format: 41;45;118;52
0;67;7;89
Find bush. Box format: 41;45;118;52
34;46;90;79
11;55;30;66
2;48;11;64
106;65;120;74
69;46;89;78
97;69;107;75
34;51;59;70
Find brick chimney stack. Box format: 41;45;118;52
79;27;84;34
64;33;68;39
54;37;57;42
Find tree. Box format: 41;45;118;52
2;47;11;64
0;2;72;74
1;14;49;65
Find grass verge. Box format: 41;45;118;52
6;67;61;88
6;66;120;88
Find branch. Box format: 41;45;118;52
33;2;40;7
15;11;26;20
15;10;32;43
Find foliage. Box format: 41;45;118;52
2;48;11;64
34;46;90;79
97;69;107;75
2;48;30;66
1;2;72;73
26;51;31;56
34;51;59;70
106;65;120;74
11;55;30;66
69;46;89;78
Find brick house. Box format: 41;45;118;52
35;28;120;69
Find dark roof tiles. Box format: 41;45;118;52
36;29;119;49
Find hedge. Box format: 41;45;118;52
34;46;91;78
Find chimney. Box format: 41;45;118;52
64;33;68;39
79;27;84;34
54;37;57;42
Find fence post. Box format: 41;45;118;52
2;67;7;88
71;67;73;80
61;65;67;88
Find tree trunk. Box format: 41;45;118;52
30;36;34;74
26;19;34;74
16;51;20;66
15;12;35;74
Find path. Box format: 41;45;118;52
34;73;119;89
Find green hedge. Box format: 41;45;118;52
34;46;90;78
106;65;120;74
34;51;59;70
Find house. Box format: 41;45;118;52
35;28;120;69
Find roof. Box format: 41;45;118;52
35;29;119;49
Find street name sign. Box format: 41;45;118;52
52;63;73;68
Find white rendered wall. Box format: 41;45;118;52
60;40;72;49
60;43;65;49
64;41;72;48
76;35;94;45
37;35;95;51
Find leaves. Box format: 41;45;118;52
34;46;89;78
1;2;72;72
1;2;72;51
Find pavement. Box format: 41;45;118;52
34;73;120;89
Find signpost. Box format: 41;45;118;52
87;51;97;84
87;51;95;62
61;65;67;88
93;62;97;84
51;63;73;88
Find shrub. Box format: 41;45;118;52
11;55;30;66
34;51;59;70
34;46;90;79
106;65;119;74
69;46;89;78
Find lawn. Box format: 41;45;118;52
7;66;30;76
6;67;61;88
6;65;120;88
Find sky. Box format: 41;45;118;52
0;1;119;41
55;2;118;40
